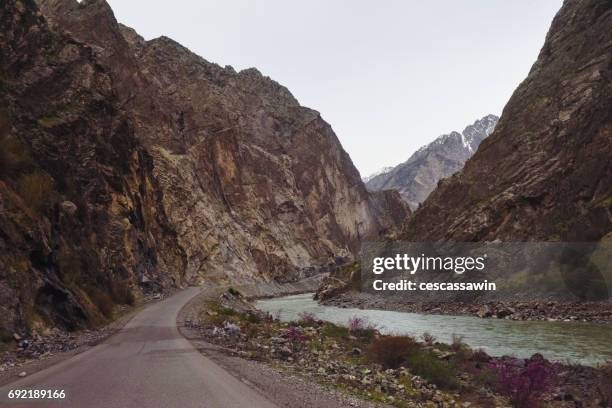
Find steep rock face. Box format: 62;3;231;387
0;0;408;334
403;0;611;242
37;0;408;284
0;0;185;332
366;115;498;210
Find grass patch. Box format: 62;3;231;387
207;301;237;316
321;323;349;338
368;335;460;390
407;351;459;389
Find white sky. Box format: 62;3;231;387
106;0;563;176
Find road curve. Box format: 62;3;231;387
0;287;278;408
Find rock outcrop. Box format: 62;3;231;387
0;0;408;334
317;0;611;309
0;0;185;332
403;0;611;242
365;115;498;210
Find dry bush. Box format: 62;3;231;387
367;336;419;369
471;348;491;363
421;332;436;346
451;334;466;351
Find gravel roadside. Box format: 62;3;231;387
178;285;389;408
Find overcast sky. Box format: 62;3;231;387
106;0;562;176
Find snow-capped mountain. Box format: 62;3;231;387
366;114;498;210
362;166;394;183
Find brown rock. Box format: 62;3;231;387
403;0;612;243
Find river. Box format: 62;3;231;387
255;293;612;367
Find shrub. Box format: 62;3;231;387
421;332;436;346
408;351;460;389
472;366;498;389
491;354;559;408
243;322;259;339
283;326;306;343
322;323;349;339
348;315;377;341
367;336;419;369
243;311;261;324
209;302;236;316
206;313;228;327
298;311;317;325
472;348;491;363
263;311;276;323
348;316;367;331
17;171;55;214
451;334;466;352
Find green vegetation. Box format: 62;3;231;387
367;336;418;369
321;322;349;338
406;351;459;389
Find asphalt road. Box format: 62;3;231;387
0;287;278;408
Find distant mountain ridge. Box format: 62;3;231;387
365;114;498;209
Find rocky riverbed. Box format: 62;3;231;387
319;292;612;325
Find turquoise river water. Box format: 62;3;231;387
255;293;612;367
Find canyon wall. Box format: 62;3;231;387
0;0;408;333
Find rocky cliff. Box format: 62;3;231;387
317;0;611;307
366;115;498;210
403;0;611;242
0;0;408;335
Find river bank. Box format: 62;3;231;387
319;292;612;325
258;294;612;367
182;285;612;407
314;265;612;324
